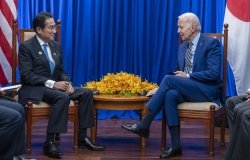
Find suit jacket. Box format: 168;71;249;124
176;34;222;103
18;36;70;105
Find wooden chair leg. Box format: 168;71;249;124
220;111;226;146
209;122;215;155
73;101;79;149
209;106;215;156
26;102;33;153
140;108;147;147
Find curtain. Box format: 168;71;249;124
18;0;234;119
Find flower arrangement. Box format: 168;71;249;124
84;72;158;96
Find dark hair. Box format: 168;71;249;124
33;12;53;32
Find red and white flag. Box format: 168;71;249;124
223;0;250;95
0;0;17;86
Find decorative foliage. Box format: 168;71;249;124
85;72;158;96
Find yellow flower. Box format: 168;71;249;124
84;71;158;96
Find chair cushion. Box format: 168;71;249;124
14;95;75;108
31;100;75;108
32;101;51;108
178;102;221;111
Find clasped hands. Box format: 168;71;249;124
53;81;74;94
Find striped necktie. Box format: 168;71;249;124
42;44;55;74
184;42;193;74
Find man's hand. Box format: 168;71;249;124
174;71;188;78
53;81;74;94
53;81;70;92
65;83;74;94
245;89;250;102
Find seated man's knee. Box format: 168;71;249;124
85;88;93;94
81;88;94;97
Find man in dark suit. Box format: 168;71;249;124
0;88;32;160
18;12;104;159
225;91;250;134
225;92;250;160
122;12;222;159
225;106;250;160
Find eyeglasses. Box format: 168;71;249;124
44;25;57;32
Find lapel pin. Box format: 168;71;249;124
39;51;42;55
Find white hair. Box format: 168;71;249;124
178;12;201;31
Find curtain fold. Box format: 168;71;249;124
18;0;234;119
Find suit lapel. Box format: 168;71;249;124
32;36;51;72
193;35;204;70
48;42;59;69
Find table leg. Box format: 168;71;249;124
140;105;148;147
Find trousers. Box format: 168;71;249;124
0;99;25;160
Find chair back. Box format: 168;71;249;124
179;24;229;102
204;24;228;103
11;20;61;85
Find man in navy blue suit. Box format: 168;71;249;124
122;12;222;159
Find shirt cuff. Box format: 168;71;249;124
186;74;190;78
45;80;55;88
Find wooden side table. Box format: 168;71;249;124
91;94;150;147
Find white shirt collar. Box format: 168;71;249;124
36;35;48;46
190;32;200;48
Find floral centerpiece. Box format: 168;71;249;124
84;72;158;96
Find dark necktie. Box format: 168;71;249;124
184;42;193;73
42;44;55;74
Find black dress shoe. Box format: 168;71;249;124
78;137;105;151
121;124;149;138
13;155;37;160
43;141;63;158
160;147;182;159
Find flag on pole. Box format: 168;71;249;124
223;0;250;95
0;0;17;86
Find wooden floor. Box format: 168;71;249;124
24;119;230;160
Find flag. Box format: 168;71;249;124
223;0;250;95
0;0;17;86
